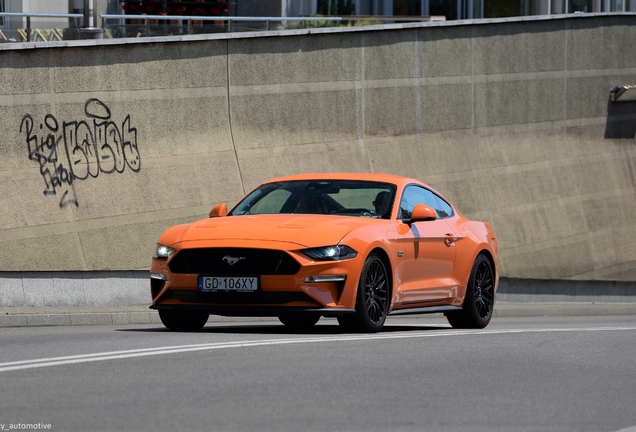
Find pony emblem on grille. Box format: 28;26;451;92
222;255;245;266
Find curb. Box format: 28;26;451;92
492;302;636;318
1;303;636;328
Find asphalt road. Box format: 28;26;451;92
1;315;635;432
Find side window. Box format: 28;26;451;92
399;186;435;219
399;185;454;219
432;194;454;218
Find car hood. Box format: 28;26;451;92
161;214;378;248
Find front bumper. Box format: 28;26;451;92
149;303;356;317
150;245;364;312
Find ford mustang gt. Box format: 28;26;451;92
150;173;498;332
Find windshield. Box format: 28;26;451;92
229;180;397;219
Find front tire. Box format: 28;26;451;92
446;254;495;329
338;252;390;333
159;309;209;331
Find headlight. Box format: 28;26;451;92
302;245;358;261
154;244;176;259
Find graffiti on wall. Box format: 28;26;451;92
21;99;141;208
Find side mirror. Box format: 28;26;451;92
409;204;437;223
209;203;227;218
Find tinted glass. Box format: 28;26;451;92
229;180;397;219
399;185;454;219
432;194;454;218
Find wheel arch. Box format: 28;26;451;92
456;247;497;302
339;246;393;332
367;246;394;305
469;248;498;306
476;248;497;282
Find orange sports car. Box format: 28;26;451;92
150;173;498;332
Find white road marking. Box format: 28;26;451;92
1;326;635;373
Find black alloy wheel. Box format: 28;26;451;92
158;309;209;331
446;254;495;329
338;252;390;333
278;313;321;329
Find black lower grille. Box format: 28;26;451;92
163;290;314;305
168;248;301;275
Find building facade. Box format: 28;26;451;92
2;0;635;27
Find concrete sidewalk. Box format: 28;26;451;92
1;302;636;328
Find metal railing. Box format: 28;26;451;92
99;14;445;37
100;14;344;36
0;11;444;42
0;12;83;42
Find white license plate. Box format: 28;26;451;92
198;276;259;293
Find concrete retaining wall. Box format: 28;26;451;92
2;271;635;308
0;271;149;307
1;14;636;306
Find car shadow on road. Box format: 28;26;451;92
117;323;451;335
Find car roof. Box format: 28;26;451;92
262;172;422;187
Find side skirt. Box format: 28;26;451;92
389;305;462;316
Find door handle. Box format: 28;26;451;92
444;234;456;247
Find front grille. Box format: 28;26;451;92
168;248;301;275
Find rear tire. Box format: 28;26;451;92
159;310;209;331
446;254;495;329
338;252;390;333
278;313;320;329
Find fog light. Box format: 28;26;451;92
305;275;346;283
151;273;168;281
